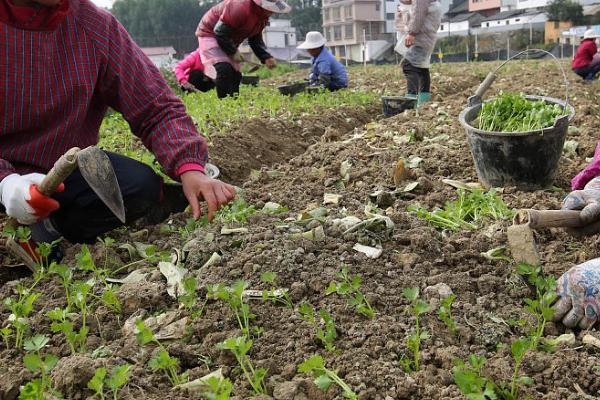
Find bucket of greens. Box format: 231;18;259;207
459;50;574;191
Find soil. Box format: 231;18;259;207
2;60;600;399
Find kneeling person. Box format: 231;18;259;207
297;31;348;92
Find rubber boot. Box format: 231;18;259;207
417;92;431;107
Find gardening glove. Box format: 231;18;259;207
553;258;600;329
561;176;600;236
0;173;64;225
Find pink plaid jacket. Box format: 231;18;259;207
0;0;207;182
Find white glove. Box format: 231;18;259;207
0;173;60;225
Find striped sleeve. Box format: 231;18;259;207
88;10;208;179
0;159;16;182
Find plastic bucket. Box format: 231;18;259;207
278;82;308;96
241;76;260;86
381;96;416;117
459;95;575;191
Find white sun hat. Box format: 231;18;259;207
253;0;292;13
584;28;600;39
297;31;327;50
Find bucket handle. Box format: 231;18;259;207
470;48;570;111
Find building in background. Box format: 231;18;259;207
141;46;176;68
239;19;299;61
468;0;501;16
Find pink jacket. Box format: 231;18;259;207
572;141;600;190
174;50;205;84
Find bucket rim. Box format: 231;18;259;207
459;95;575;137
381;95;417;101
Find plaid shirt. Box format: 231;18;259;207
0;0;208;182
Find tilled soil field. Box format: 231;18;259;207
2;60;600;400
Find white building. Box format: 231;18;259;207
240;19;299;61
141;46;176;68
438;12;485;36
473;9;547;33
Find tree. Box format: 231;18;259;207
546;0;584;24
111;0;216;54
277;0;322;39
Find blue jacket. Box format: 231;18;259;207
310;47;348;90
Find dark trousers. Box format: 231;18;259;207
402;61;431;94
187;70;216;92
574;63;600;80
50;152;162;243
214;62;242;98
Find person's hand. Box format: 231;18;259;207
181;81;198;92
553;258;600;329
562;176;600;235
264;57;276;69
180;171;236;221
405;34;415;47
0;173;64;224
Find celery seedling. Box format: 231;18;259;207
437;294;458;336
135;320;187;386
71;280;94;352
4;284;40;349
298;303;337;352
326;266;375;318
401;287;430;372
260;272;292;308
496;337;535;400
207;281;255;337
298;355;357;400
20;335;61;399
1;326;12;350
47;307;87;354
217;336;267;395
88;364;131;400
49;263;73;310
202;375;233;400
453;354;497;399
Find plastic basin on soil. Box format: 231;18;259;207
278;82;308;96
381;96;417;117
459;95;575;191
241;76;260;86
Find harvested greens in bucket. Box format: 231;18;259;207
476;92;566;132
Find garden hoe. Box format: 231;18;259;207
507;209;583;266
4;146;125;271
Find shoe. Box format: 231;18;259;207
417;92;432;107
5;237;64;272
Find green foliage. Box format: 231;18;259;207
260;272;293;308
438;294;458;336
298;355;357;399
71;279;94;352
496;338;535;400
20;335;60;400
215;197;256;225
325;266;375;318
401;288;431;373
207;281;255;337
135;320;187;386
179;276;205;318
477;92;566;132
47;307;87;354
546;0;584;23
87;364;131;400
298;303;337;352
453;355;497;400
4;285;40;349
202;375;234;400
49;263;73;310
515;264;557;349
408;189;514;232
217;336;267;395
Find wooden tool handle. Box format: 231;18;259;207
513;209;583;229
38;147;80;196
474;71;496;100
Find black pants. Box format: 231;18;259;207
402;61;431;95
214;62;242;98
49;152;163;243
187;70;216;92
574;63;600;80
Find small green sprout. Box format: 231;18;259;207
437;294;458;336
217;336;267;395
400;287;430;372
452;354;496;399
4;285;40;349
298;355;357;400
326;266;375;318
202;375;233;400
260;272;293;308
47;307;87;354
87;364;131;400
207;281;255;338
298;303;337;352
20;335;61;399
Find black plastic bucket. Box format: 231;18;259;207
459;95;575;191
278;82;308;96
241;76;260;86
381;96;417;117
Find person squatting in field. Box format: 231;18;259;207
195;0;291;99
0;0;236;265
555;141;600;328
174;49;216;93
297;31;348;92
572;29;600;81
394;0;441;106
